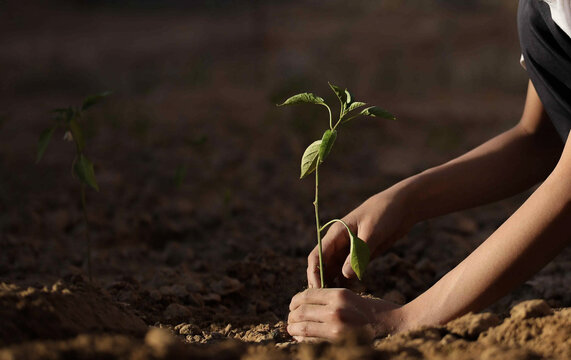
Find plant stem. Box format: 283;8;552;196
313;165;325;288
320;218;351;233
322;104;333;130
80;183;92;282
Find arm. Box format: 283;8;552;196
308;81;562;286
290;147;571;340
292;81;568;341
402;80;562;223
397;136;571;330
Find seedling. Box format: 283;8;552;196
278;83;395;287
36;91;111;282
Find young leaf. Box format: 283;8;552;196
300;140;322;179
328;82;347;107
74;154;99;191
36;126;56;163
349;230;370;281
318;129;337;162
346;101;366;113
360;106;396;120
277;93;325;106
69;118;85;151
344;89;352;106
82;91;112;111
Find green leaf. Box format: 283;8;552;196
277;93;325;106
36;126;56;163
320;219;371;281
328;82;347;107
300;140;322;179
344;89;352;106
318;129;337;162
74;154;99;191
360;106;396;120
69;118;85;151
348;229;370;281
82;91;112;111
346;101;366;113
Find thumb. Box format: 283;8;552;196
342;222;374;279
342;255;356;279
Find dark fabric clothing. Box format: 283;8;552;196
518;0;571;142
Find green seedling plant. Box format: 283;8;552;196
278;83;395;288
36;92;111;282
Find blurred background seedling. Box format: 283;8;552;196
36;91;111;282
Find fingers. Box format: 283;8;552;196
290;288;331;311
342;254;356;279
287;289;375;342
292;335;326;343
307;221;350;288
342;220;375;279
288;303;331;323
287;321;339;340
306;248;321;289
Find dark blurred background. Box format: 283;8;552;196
0;0;529;279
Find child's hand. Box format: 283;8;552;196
287;288;402;342
307;187;413;288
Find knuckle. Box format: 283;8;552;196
307;251;317;265
330;222;345;234
330;323;344;339
296;305;307;319
301;324;309;337
328;307;344;322
306;264;318;275
335;289;351;303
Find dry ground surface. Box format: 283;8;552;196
0;1;569;359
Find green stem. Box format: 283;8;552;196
80;183;92;282
333;114;356;130
322;104;333;130
320;218;351;234
313;165;325;288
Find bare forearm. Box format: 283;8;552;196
393;83;562;223
397;143;571;329
396;122;560;222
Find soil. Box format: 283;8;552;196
1;1;570;359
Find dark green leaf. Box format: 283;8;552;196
36;126;56;163
348;229;370;281
328;82;347;107
74;154;99;191
318;129;337;162
277;93;325;106
82;91;112;111
346;101;366;113
300;140;322;179
360;106;396;120
69;118;85;151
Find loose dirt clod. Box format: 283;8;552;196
509;299;553;320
